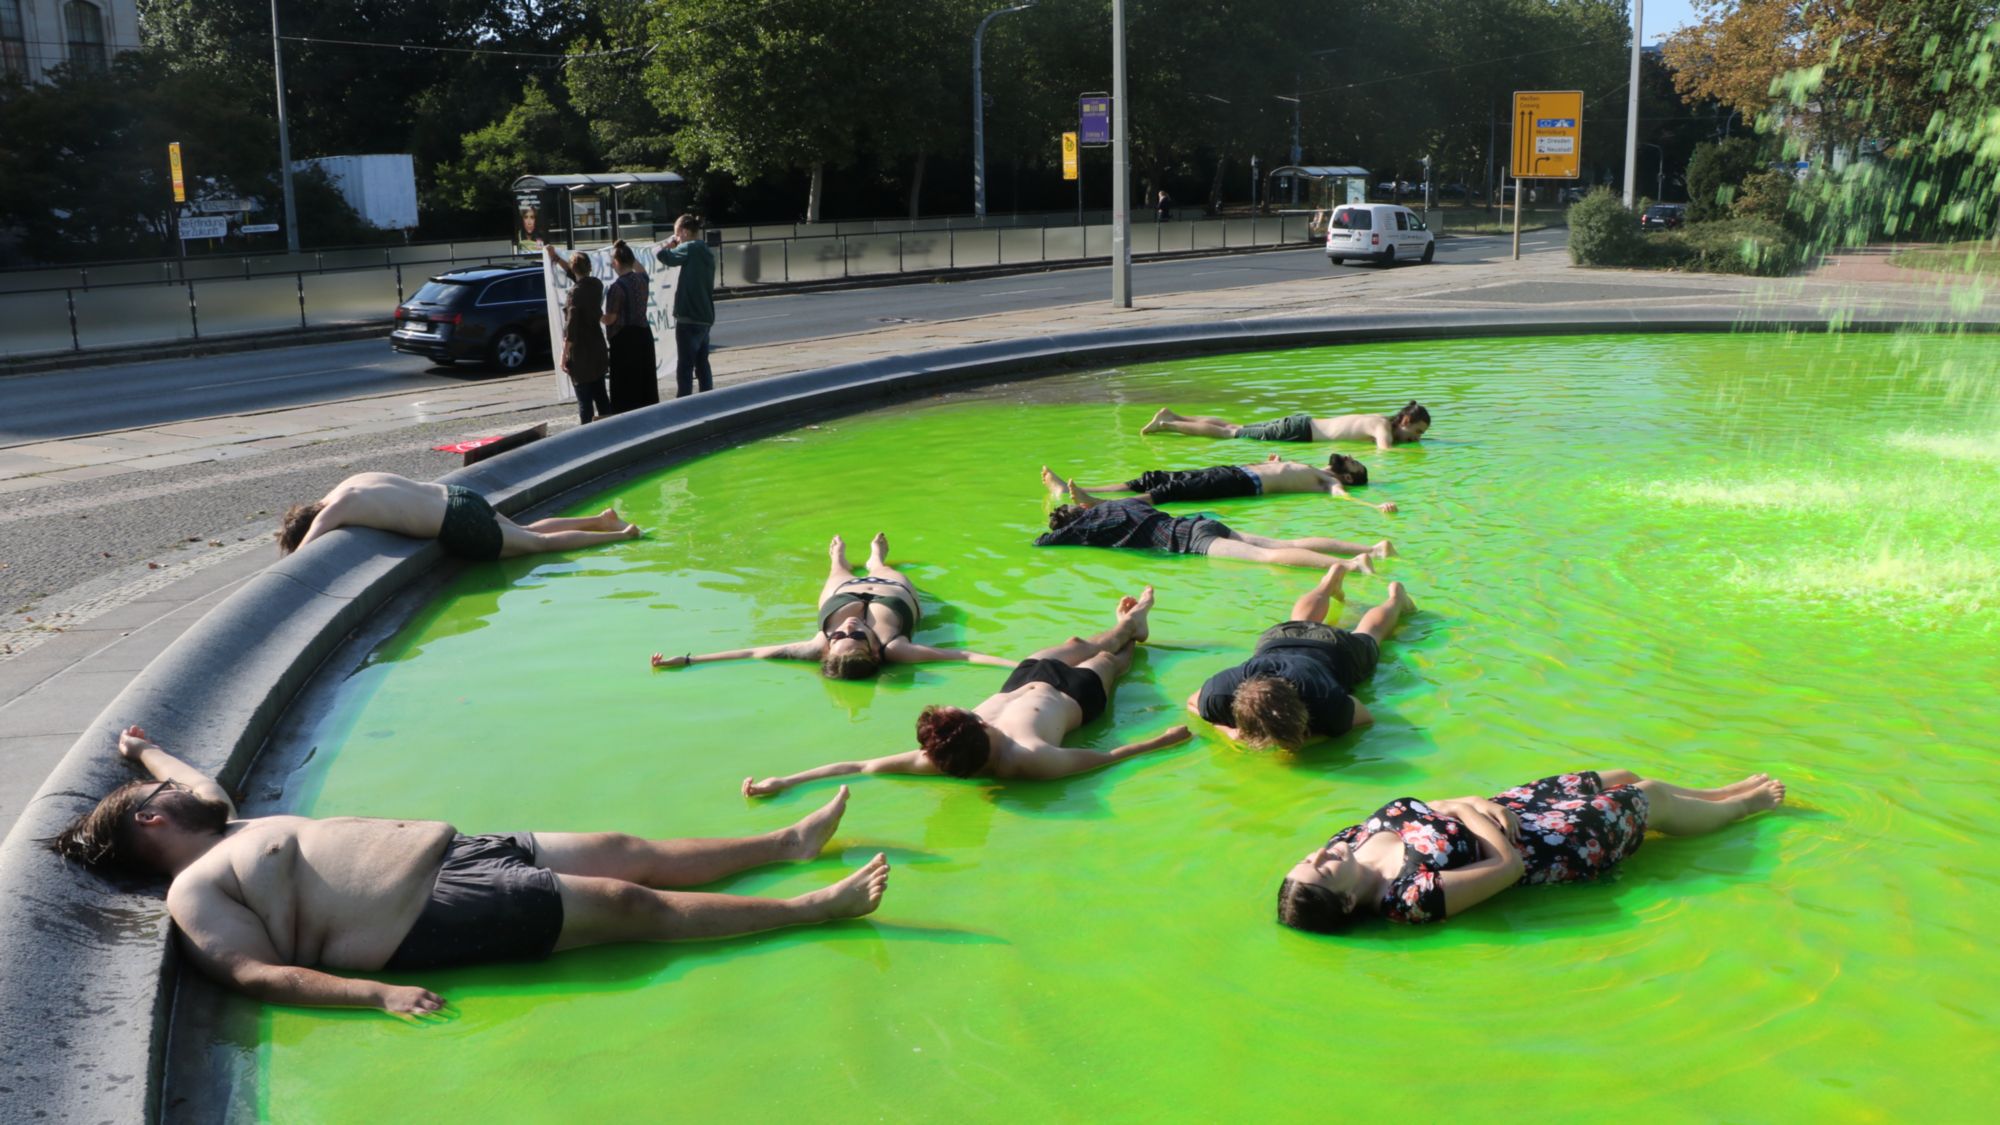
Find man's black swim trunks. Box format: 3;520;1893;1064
385;832;564;971
1123;465;1263;504
437;485;505;561
1033;498;1231;556
1000;658;1110;725
1235;413;1316;442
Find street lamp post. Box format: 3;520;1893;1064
972;1;1035;221
1622;0;1642;208
1110;0;1130;307
270;0;300;253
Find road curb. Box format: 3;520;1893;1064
1;305;1944;1123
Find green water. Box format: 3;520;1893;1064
248;333;1997;1120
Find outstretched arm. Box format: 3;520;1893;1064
169;883;443;1020
653;638;823;668
1016;725;1192;781
883;638;1015;668
543;244;577;280
116;725;234;819
1327;480;1397;514
742;750;937;797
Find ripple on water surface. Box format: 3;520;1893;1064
247;333;1999;1121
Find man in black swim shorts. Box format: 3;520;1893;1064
54;727;890;1018
1031;483;1391;572
276;471;642;560
1050;456;1398;515
743;588;1192;794
1190;568;1417;750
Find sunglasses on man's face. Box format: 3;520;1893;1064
131;779;186;816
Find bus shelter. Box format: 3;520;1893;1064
510;172;689;250
1264;165;1369;238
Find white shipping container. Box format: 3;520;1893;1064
299;154;420;230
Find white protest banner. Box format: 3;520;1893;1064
539;240;682;403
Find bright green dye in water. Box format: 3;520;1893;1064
243;333;1997;1120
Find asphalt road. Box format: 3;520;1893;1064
0;229;1567;445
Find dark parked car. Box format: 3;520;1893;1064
391;263;551;371
1639;204;1686;231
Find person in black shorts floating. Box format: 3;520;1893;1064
652;533;1013;679
1140;400;1431;450
276;472;640;561
1036;471;1391;572
50;727;890;1019
1275;769;1787;930
1051;454;1396;514
742;587;1191;795
1191;568;1416;749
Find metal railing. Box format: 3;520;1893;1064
0;215;1315;360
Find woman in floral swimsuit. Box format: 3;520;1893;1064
1275;769;1787;931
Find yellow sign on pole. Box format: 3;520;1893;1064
1510;90;1582;180
168;141;186;203
1061;132;1079;181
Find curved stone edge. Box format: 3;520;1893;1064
0;306;1972;1122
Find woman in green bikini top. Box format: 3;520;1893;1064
651;533;1015;679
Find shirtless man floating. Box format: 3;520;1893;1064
1141;400;1431;450
1071;452;1397;514
1038;468;1391;571
277;471;640;561
53;727;888;1018
742;587;1191;795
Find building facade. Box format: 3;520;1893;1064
0;0;139;84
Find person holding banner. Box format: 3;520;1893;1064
601;240;659;414
654;214;717;399
544;246;610;424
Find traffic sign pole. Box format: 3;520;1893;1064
1512;175;1522;261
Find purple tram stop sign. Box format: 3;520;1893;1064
1079;94;1111;146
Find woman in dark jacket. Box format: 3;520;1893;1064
601;240;659;413
545;245;609;424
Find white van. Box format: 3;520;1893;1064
1325;203;1435;267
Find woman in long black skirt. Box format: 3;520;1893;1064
601;240;659;413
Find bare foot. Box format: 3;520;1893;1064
1739;777;1786;812
593;508;624;531
1371;539;1396;560
800;853;889;921
1713;773;1772;799
868;532;890;566
1063;482;1101;510
1344;552;1376;577
781;785;849;860
1041;465;1072;499
1117;585;1155;643
829;534;849;568
620;523;643;540
1388;580;1416;615
1141;407;1176;435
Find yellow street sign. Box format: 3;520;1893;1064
1062;132;1079;181
168;141;185;203
1510;90;1582;180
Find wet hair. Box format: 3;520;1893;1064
916;706;991;778
1390;401;1431;431
1231;676;1312;750
1327;453;1369;487
821;646;881;680
675;212;704;233
1047;504;1085;531
612;239;637;269
1277;876;1361;933
49;780;227;872
275;501;325;555
569;251;593;277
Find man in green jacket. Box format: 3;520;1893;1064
655;213;717;397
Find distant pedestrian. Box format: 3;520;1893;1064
601;239;659;413
545;245;609;424
1156;190;1172;223
654;214;716;398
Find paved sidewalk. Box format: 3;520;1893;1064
0;239;1989;836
